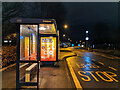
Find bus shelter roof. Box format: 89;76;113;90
10;18;56;24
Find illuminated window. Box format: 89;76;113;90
20;25;38;61
39;24;56;34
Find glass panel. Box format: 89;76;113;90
20;25;38;61
39;24;56;34
40;37;56;61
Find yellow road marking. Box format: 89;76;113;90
76;63;80;68
92;59;96;61
105;71;118;82
78;71;91;82
99;62;104;65
0;63;16;72
88;71;99;82
95;71;113;82
66;59;82;89
109;66;117;71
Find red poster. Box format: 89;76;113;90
40;37;56;61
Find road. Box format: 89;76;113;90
67;46;120;89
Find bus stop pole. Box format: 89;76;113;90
16;24;20;89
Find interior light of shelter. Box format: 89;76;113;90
39;27;46;30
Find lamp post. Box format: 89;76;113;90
85;31;89;49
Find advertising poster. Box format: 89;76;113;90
40;37;56;61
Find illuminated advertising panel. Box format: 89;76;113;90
40;37;56;61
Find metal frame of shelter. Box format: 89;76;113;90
10;18;58;89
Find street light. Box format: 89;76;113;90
64;25;68;29
85;37;89;41
68;38;70;40
63;34;65;37
86;31;88;34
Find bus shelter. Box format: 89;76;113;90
10;18;58;89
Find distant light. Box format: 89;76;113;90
39;27;46;30
93;45;95;48
78;44;80;46
68;38;70;40
63;34;65;37
82;45;84;47
4;40;8;43
86;31;88;34
20;36;23;39
9;40;12;43
64;25;68;29
85;37;89;41
72;44;74;47
80;40;82;42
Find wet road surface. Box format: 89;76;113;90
67;47;120;89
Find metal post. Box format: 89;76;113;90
16;24;20;89
86;31;89;49
37;24;40;89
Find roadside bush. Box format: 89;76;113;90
2;45;17;68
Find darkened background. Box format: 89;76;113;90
2;2;120;49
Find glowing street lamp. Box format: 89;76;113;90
64;25;68;29
86;31;88;34
85;37;89;41
63;34;65;37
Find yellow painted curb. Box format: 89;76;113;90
0;63;16;72
66;58;82;90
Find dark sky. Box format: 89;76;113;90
62;2;118;44
3;2;119;44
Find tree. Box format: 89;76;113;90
2;2;67;40
2;2;24;23
22;2;66;30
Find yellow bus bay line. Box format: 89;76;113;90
0;63;16;72
109;66;117;71
66;58;82;89
99;62;104;65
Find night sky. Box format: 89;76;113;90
2;2;119;45
61;2;118;44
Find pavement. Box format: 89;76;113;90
2;48;76;89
